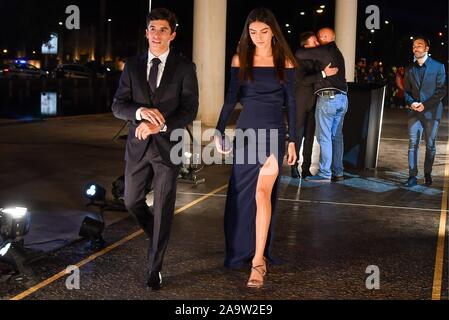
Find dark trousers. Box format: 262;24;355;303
295;106;316;172
408;117;440;177
124;140;180;272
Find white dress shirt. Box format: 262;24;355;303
146;49;170;87
414;52;429;65
136;49;170;129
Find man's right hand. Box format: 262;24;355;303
135;121;161;140
324;63;338;77
140;108;165;126
410;102;421;110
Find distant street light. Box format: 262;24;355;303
2;49;7;54
385;21;389;24
300;12;305;16
410;36;414;40
320;5;325;9
316;9;324;14
285;23;290;27
107;18;112;22
371;29;375;33
58;21;63;26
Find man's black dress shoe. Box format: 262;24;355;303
291;166;300;179
301;169;312;179
147;271;162;290
424;174;432;187
332;175;344;182
403;176;417;187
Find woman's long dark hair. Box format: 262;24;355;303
237;7;297;82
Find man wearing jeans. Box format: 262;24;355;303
403;37;447;187
291;31;339;179
295;28;348;182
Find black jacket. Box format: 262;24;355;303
295;42;347;93
111;51;199;166
295;59;322;113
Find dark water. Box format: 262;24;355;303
0;77;120;119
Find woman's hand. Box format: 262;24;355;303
213;135;232;155
287;142;297;166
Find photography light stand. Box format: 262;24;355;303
81;179;129;251
0;237;45;284
0;238;42;278
177;126;205;186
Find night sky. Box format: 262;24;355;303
0;0;447;67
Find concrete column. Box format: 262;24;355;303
73;31;80;62
57;31;64;63
105;21;112;61
89;25;96;62
335;0;358;82
193;0;227;126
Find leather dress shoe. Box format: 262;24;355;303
424;174;432;187
301;169;312;179
332;175;344;182
291;166;300;179
403;176;417;187
147;271;162;290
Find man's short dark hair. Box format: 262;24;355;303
413;35;430;47
299;31;316;48
146;8;177;33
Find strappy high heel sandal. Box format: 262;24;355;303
247;262;267;288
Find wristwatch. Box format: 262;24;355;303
159;123;167;132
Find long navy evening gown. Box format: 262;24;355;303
216;66;297;269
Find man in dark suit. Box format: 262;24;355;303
403;36;447;187
292;31;339;179
295;28;348;183
111;8;199;289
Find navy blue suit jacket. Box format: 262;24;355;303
404;57;447;120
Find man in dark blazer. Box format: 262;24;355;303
403;36;447;187
111;8;199;289
295;28;348;183
292;31;339;179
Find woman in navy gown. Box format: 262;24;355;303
214;7;297;288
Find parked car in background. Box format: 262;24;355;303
2;61;49;79
0;64;8;77
53;64;96;79
85;61;115;78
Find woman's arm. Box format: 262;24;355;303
284;63;297;142
215;55;241;135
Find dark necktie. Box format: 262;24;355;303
148;57;161;94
